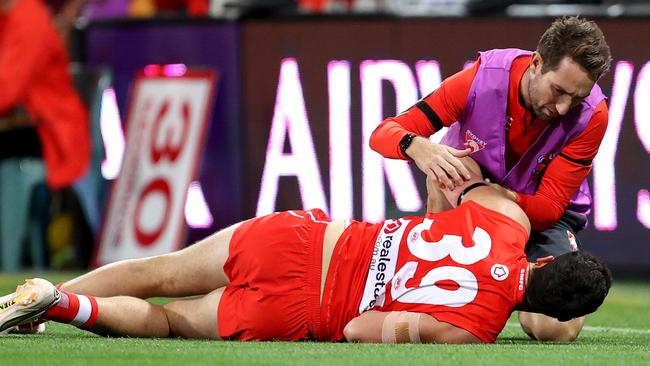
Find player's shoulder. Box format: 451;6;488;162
459;199;530;237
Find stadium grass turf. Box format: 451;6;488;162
0;273;648;366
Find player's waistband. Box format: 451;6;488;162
288;209;331;341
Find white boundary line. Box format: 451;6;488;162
505;322;650;334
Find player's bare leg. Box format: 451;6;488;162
87;296;171;338
518;311;585;342
61;223;242;299
162;288;224;339
66;289;225;339
1;277;225;339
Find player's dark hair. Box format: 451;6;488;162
524;251;612;322
537;16;612;81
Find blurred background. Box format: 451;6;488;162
0;0;648;278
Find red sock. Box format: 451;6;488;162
45;291;99;330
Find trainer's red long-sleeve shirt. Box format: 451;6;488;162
370;56;609;231
0;0;89;189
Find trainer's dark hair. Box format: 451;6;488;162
537;16;612;81
524;251;612;322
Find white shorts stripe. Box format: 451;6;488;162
70;295;92;326
307;210;330;224
287;210;330;224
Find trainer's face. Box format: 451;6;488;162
527;53;595;121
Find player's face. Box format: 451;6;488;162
527;54;595;121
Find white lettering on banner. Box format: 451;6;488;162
634;62;650;229
96;73;215;265
328;61;353;220
256;58;328;217
594;61;633;231
638;189;650;228
415;60;442;97
185;181;213;228
100;87;125;180
358;219;409;313
361;60;422;223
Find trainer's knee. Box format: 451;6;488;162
518;312;584;342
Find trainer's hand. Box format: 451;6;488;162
405;137;472;189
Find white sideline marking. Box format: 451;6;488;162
505;322;650;335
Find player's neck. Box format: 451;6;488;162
462;185;531;233
455;181;488;206
525;263;534;287
514;264;535;312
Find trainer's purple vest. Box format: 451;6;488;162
440;48;606;218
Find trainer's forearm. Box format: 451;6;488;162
369;119;411;159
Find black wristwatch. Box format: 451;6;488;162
399;133;417;155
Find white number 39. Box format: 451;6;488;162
391;218;492;307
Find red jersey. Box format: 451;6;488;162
370;55;609;231
320;201;529;343
0;0;90;188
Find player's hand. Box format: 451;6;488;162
405;137;472;189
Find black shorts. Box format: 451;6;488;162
525;211;587;261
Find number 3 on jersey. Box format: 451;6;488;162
391;218;492;308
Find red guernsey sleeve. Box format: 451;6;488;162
369;60;480;160
515;100;609;231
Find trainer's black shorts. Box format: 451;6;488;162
525;211;587;261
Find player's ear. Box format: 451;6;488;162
533;255;554;269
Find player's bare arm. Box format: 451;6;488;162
343;311;481;344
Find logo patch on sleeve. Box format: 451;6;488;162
490;264;509;281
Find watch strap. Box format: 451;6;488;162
399;133;417;155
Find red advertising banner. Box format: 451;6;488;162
95;70;216;266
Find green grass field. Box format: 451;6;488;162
0;273;649;366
